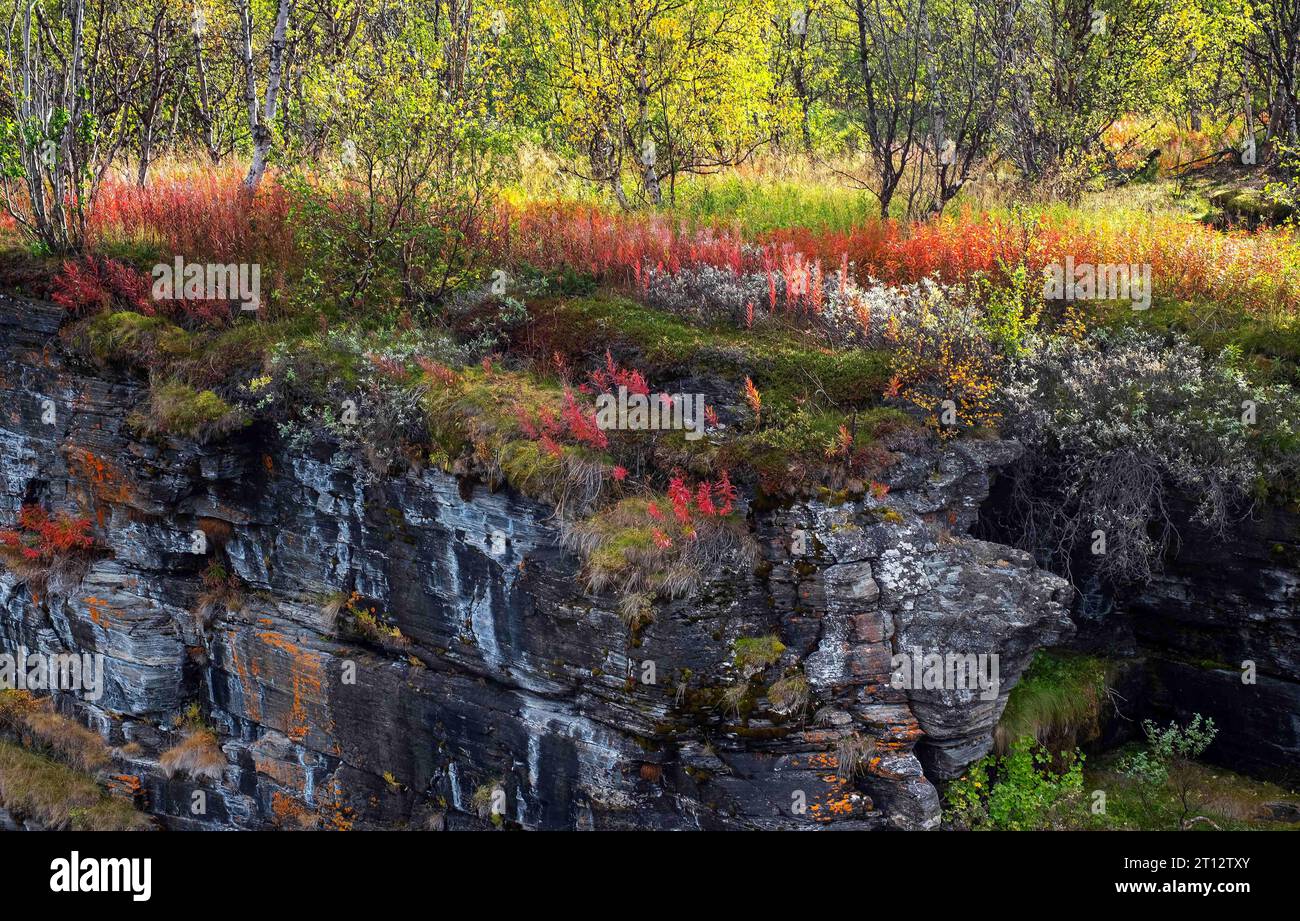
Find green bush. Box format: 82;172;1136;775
945;737;1085;830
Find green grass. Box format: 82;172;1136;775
131;379;240;441
1098;295;1300;384
732;635;786;673
1084;746;1300;831
668;173;878;234
996;650;1111;753
530;293;893;412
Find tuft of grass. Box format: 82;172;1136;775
74;310;195;370
835;733;876;783
0;691;110;772
562;496;757;629
732;635;786;676
424;364;611;510
131;379;242;441
996;651;1111;754
340;592;412;652
158;728;226;782
767;672;810;718
0;740;152;830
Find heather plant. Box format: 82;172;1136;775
1002;329;1300;583
0;505;97;589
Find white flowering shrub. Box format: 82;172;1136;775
1001;329;1300;583
641;262;768;326
644;261;993;346
643;264;1007;432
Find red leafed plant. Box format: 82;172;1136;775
561;390;609;450
582;350;649;396
665;470;738;526
515;389;609;455
743;377;762;424
416;356;459;387
0;505;96;573
668;473;695;524
50;256;151;316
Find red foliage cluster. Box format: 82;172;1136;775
515;390;609;458
50;254;240;327
416;356;459;386
561;390;609;450
0;505;95;563
88;166;293;267
489;200;1024;291
50;256;150;316
367;353;409;380
665;470;737;526
581;350;649;396
487;202;746;287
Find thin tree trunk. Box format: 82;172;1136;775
243;0;295;192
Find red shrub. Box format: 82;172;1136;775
561;389;608;450
0;505;95;565
664;471;737;525
88;165;293;268
515;390;609;453
582;350;649;396
50;256;151;316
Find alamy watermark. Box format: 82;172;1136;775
1043;256;1151;311
50;852;150;901
595;386;706;441
0;645;106;702
890;646;1000;701
152;257;261;312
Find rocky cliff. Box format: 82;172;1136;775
978;476;1300;788
0;294;1076;830
1101;504;1300;786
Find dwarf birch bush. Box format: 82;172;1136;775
1002;329;1300;583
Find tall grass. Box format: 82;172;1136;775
995;651;1112;753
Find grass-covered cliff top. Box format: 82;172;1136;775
6;163;1300;597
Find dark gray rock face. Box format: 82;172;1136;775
1113;503;1300;785
0;295;1074;830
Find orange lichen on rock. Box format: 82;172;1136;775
67;447;135;504
271;790;316;829
316;779;354;831
108;773;144;800
257;631;324;743
226;630;263;722
83;596;115;629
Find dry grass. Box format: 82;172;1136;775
158;728;226;782
767;673;810;718
0;691;110;771
835;733;877;783
0;740;152;830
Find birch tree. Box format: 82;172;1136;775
239;0;296;191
